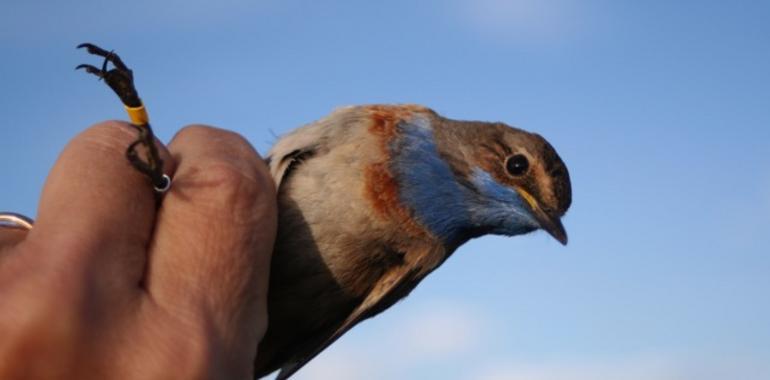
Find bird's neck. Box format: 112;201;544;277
389;117;470;246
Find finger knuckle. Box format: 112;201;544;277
177;125;263;164
73;121;138;156
175;125;276;221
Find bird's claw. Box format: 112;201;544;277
76;43;140;107
76;42;111;57
74;63;102;75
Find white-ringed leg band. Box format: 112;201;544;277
153;174;172;193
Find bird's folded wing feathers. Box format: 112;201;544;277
267;120;329;187
275;259;430;380
267;147;317;188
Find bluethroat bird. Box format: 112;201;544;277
73;44;572;379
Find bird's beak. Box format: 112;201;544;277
516;188;568;245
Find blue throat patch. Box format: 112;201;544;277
467;169;540;236
389;117;539;244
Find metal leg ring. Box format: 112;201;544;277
153;174;172;193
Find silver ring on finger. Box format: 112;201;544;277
0;212;34;230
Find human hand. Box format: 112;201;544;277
0;121;276;379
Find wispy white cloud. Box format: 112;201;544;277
454;0;586;44
285;299;488;380
275;297;770;380
469;354;770;380
471;356;676;380
291;346;375;380
398;301;485;359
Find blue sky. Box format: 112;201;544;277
2;1;769;379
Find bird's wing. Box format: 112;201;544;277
267;117;333;188
274;247;441;380
266;147;317;188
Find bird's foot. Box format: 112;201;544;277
76;42;142;108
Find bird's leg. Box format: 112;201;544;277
76;43;169;195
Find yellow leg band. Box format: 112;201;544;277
125;104;150;125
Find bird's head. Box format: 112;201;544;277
390;113;572;247
450;121;572;245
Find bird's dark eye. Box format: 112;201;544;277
505;154;529;176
